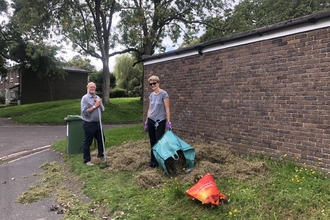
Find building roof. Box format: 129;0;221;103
63;66;91;73
6;65;91;74
141;10;330;64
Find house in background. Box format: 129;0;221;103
0;66;90;105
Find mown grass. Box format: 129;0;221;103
2;98;330;219
53;132;330;220
0;97;142;124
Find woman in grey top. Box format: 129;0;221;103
144;75;171;168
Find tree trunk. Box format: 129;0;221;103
46;78;53;101
140;66;144;101
102;59;110;105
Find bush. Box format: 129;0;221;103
0;95;5;104
110;88;127;98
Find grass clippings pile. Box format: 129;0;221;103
164;150;188;176
91;139;269;188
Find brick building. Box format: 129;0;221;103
0;66;90;104
141;11;330;170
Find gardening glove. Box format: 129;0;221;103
166;122;172;130
144;123;148;132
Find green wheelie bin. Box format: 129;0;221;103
64;115;84;155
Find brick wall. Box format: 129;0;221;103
143;27;330;170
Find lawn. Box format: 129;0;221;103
0;97;143;124
2;98;330;220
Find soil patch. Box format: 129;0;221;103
91;139;269;188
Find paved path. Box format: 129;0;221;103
0;117;139;219
0;149;63;220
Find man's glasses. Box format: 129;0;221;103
149;82;157;86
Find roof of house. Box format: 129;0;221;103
63;66;91;73
141;10;330;63
6;65;91;74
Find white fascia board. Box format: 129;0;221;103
144;19;330;66
143;50;200;65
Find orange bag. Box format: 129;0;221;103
186;173;226;205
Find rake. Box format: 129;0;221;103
98;107;108;169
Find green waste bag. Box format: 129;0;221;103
152;130;195;176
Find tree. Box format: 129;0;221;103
0;33;7;76
0;0;8;76
113;54;143;97
88;70;103;92
2;21;66;78
117;0;235;56
2;20;66;101
89;70;116;95
10;0;234;104
1;24;66;96
200;0;330;42
23;43;67;101
67;55;96;71
113;0;235;98
1;0;70;102
10;0;120;104
255;0;330;26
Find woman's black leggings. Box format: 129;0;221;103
147;118;166;167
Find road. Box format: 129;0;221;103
0;117;125;161
0;118;67;160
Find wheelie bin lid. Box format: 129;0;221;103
64;115;83;121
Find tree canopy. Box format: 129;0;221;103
0;0;8;75
1;19;66;83
117;0;235;56
67;55;96;72
113;54;143;97
9;0;234;103
10;0;120;104
200;0;330;42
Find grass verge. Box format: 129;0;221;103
0;97;142;124
19;125;330;220
3;98;330;219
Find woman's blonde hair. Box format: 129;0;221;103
148;75;160;83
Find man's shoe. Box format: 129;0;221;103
97;154;104;158
86;161;94;166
